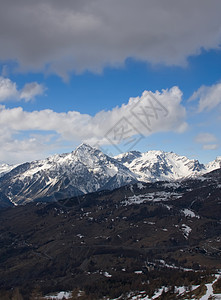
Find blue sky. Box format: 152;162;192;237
0;1;221;164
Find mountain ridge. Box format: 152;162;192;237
0;143;220;207
114;149;208;181
0;144;137;207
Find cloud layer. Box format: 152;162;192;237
0;0;221;77
0;86;187;164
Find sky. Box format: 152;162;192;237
0;0;221;165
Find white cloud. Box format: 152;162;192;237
195;133;217;144
195;133;219;151
0;134;58;165
0;1;221;77
190;82;221;112
20;82;45;102
203;144;218;150
0;76;45;102
0;77;18;101
0;86;187;163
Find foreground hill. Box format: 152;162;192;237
0;144;220;207
0;168;221;299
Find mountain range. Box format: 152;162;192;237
0;143;220;207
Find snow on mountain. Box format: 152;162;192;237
0;144;137;206
0;164;16;178
205;156;221;173
0;144;220;207
115;151;142;164
115;150;206;181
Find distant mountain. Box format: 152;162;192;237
0;164;16;178
0;144;137;206
206;156;221;172
0;144;220;207
115;150;207;181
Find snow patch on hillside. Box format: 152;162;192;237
181;224;192;239
44;291;72;299
122;191;183;205
182;208;200;219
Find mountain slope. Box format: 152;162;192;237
0;168;220;299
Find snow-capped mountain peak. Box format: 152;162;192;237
74;142;95;152
114;150;142;164
0;144;137;206
0;163;17;178
0;144;220;207
206;156;221;172
115;150;206;182
72;143;110;166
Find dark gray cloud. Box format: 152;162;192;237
0;0;221;77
